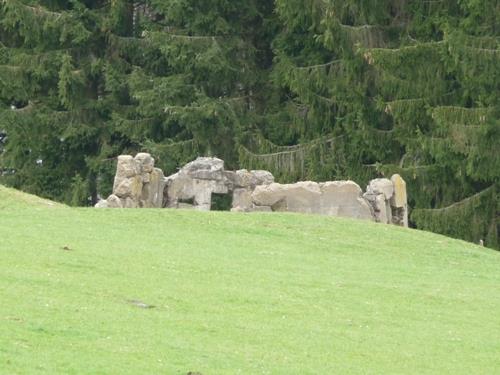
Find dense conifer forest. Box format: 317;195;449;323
0;0;498;248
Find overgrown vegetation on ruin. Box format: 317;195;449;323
0;0;498;247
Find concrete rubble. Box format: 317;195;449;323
96;154;408;227
362;175;408;226
95;153;165;209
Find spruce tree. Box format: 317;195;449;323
0;0;498;248
106;0;275;172
0;0;101;204
242;0;498;248
0;0;274;204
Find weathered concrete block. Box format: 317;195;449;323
182;157;225;181
115;155;138;179
123;197;138;208
252;183;287;207
113;175;142;199
250;170;274;185
193;182;213;210
231;169;275;188
270;198;287;212
251;180;373;219
223;171;237;188
280;181;322;213
232;188;253;211
390;174;407;208
252;181;322;211
142;173;151;184
140;168;165;207
320;181;373;220
95;199;108;208
106;194;123;208
320;181;362;207
374;194;392;224
368;178;394;200
166;173;194;204
108;153;166;208
355;198;375;221
134;152;154;173
150;168;165;207
234;169;254;188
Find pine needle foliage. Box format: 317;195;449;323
0;0;275;203
0;0;498;247
270;0;499;248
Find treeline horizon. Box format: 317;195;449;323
0;0;498;248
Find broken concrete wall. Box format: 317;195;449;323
250;181;374;220
165;157;229;211
95;153;165;208
97;154;408;227
363;174;408;227
163;157;274;211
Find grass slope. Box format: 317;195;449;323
1;187;499;374
0;185;66;209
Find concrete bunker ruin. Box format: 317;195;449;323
163;156;274;211
96;153;408;227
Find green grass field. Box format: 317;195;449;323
1;185;499;374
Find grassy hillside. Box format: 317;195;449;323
1;186;499;374
0;184;66;209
